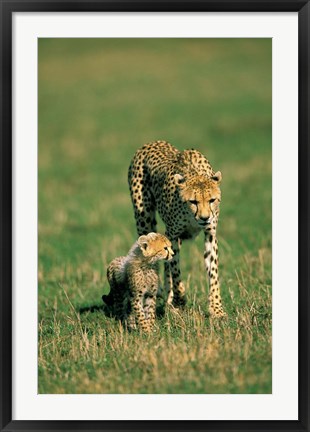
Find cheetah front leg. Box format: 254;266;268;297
204;232;226;317
165;237;186;307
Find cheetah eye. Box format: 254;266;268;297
189;200;198;205
209;198;216;204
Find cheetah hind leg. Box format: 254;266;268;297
128;171;157;236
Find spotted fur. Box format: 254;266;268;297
128;140;226;317
103;232;174;332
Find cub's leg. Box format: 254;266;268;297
127;274;151;333
143;277;159;330
204;232;226;317
127;291;151;333
165;237;186;307
143;292;157;330
125;295;137;331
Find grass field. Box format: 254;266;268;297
38;38;272;394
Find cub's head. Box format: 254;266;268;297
174;171;222;228
137;232;174;263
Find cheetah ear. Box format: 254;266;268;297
174;173;186;186
137;235;148;251
211;171;222;183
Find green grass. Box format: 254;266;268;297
38;38;272;394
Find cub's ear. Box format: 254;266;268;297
211;171;222;183
137;235;148;251
174;173;186;186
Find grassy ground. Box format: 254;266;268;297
38;38;272;394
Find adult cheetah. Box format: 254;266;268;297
128;140;226;317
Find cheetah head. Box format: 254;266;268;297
174;171;222;227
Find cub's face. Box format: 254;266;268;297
174;172;222;228
138;233;174;263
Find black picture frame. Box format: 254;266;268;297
1;1;309;431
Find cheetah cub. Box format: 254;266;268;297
103;232;174;333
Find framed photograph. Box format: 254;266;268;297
1;1;309;431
